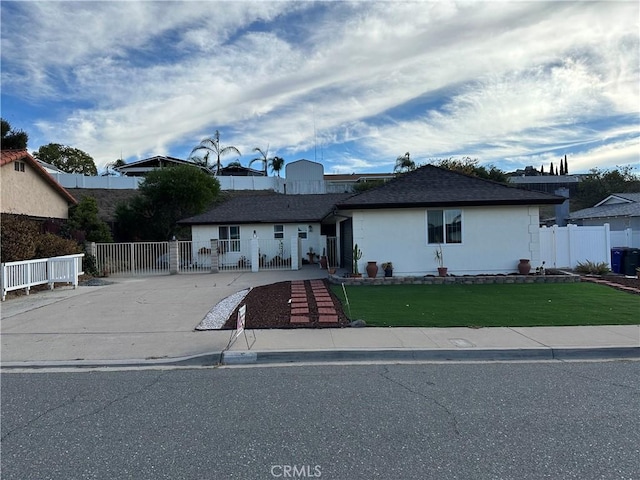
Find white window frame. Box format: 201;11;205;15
274;224;284;239
426;209;463;245
219;225;241;252
297;225;308;239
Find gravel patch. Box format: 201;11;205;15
196;288;250;330
79;278;115;286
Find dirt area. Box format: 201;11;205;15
223;280;351;329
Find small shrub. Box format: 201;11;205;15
34;233;81;259
83;253;99;276
1;214;39;262
575;260;610;275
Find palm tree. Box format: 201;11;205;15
188;130;241;175
249;145;269;176
269;156;285;177
394;152;415;173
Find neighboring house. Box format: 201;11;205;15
324;172;395;193
179;192;352;267
179;165;563;275
1;149;77;219
116;155;209;177
507;172;583;195
36;159;65;174
568;193;640;230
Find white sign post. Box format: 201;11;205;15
235;305;246;339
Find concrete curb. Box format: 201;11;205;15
221;346;640;365
2;347;637;370
1;351;223;370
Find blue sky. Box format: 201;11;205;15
2;1;638;175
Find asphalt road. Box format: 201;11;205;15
2;361;639;480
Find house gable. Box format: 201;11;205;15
1;149;77;219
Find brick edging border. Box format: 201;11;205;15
328;274;580;286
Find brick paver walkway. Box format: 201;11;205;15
289;280;340;324
581;277;640;294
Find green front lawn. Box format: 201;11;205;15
330;283;640;327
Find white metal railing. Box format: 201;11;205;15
1;254;84;301
96;242;169;276
256;239;292;270
218;239;253;271
178;241;212;273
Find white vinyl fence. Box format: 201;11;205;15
1;254;84;301
539;224;613;269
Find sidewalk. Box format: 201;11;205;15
1;270;638;368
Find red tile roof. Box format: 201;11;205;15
1;149;77;205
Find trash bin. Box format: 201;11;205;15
622;248;639;276
610;248;626;274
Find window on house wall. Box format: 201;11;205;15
427;209;462;244
14;162;25;172
298;225;308;239
218;225;240;252
274;224;284;239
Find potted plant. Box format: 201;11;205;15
319;248;328;269
381;262;393;277
307;247;315;264
366;261;378;278
435;244;447;277
351;243;363;277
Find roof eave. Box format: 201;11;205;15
337;198;564;209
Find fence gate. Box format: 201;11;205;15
539;224;611;269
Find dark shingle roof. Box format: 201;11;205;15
180;193;353;225
337;164;565;209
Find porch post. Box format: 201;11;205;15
169;240;179;275
251;238;259;273
210;239;219;273
290;237;300;270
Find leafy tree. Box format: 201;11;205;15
249;146;270;175
572;166;640;211
353;179;385;193
33;143;98;175
433;157;508;183
269;156;285;177
115;165;221;241
1;118;28;149
549;161;555;175
394;152;416;173
188;130;241;175
68;196;113;242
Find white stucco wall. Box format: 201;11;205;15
351;205;541;276
191;222;324;265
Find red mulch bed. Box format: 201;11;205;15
223;280;351;329
581;274;640;295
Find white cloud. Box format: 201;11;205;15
2;1;638;174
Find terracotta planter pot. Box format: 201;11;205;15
366;261;379;278
319;256;328;269
518;259;531;275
